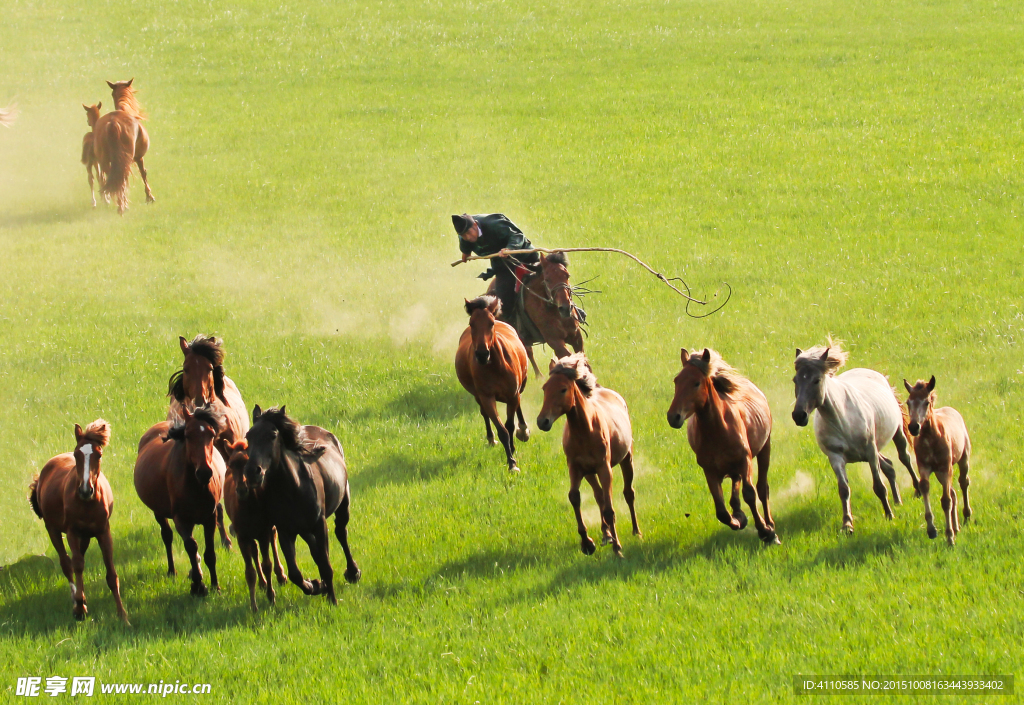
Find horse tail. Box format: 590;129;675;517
28;475;43;518
101;119;133;212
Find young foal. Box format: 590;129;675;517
245;406;360;604
223;440;287;612
81;102;103;207
92;78;154;214
792;341;919;533
134;406;225;596
667;348;778;545
537;353;640;557
904;377;972;545
455;296;530;472
29;420;129;623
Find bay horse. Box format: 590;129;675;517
904;377;972;545
537;353;640;557
92;79;154;214
81;102;103;207
134;406;225;596
455;296;530;472
244;406;360;604
28;419;129;623
489;252;585;377
667;348;778;545
168;334;250;547
224;440;287;612
792;340;919;533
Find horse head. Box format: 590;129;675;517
667;348;713;428
244;405;324;490
537;353;596;431
73;419;110;501
541;252;573;319
226;439;250;499
169;335;228;410
179;405;223;484
792;342;849;426
903;376;936;436
465;296;502;365
83;102;101;128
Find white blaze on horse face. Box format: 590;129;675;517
80;444;93;492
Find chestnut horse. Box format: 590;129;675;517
489;252;585;376
168;334;249;548
904;377;972;545
29;419;129;623
223;439;286;612
537;353;640;557
667;348;778;545
244;406;361;604
455;296;530;472
81;102;103;207
134;406;225;596
92;79;154;214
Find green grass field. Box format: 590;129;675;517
1;0;1023;701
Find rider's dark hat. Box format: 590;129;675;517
452;214;474;236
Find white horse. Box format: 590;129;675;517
792;341;919;533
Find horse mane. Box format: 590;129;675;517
163;406;224;443
168;335;227;401
544;251;569;267
465;295;501;318
686;349;744;396
549;352;598;397
258;407;326;462
81;419;111;447
112;83;145;119
795;336;849;376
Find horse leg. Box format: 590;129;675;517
827;453;855;534
67;533;89;620
269;526;287;584
299;531;325;596
868;451;894;520
481;396;517;472
597;464;623;557
728;478;748;529
742;460;778;545
584;473;611;545
334;491;362;584
919;468;937;539
620;451;641;537
135;155;155;203
240;538;260;613
525;346;542;378
46;527;74;592
515;400;530;442
202;518;219;591
156;515;176;576
951;485;960;536
503;401;517;460
216;502;232;550
892;426;920;496
755;438;775;531
938;470;955;546
258;533;277;605
278;530;317;595
173;516;206;596
568;466;595;555
878;455;902;506
958;451;973;524
311;519;337;605
97;529;129;624
87;164;96;207
707;472;741;530
481;412;495;446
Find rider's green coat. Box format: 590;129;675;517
458;213;534;258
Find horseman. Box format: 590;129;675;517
452;213;540;323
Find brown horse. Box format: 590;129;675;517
490;252;585;376
537;353;640;557
92;79;154;214
904;377;972;546
168;334;249;548
668;348;778;545
134;406;225;596
455;296;530;472
244;406;361;604
81;102;103;207
28;420;129;623
223;439;287;612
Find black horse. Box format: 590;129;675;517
244;405;360;604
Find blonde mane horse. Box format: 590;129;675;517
92;79;154;213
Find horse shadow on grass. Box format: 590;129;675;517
354;380;476;424
351;449;469;492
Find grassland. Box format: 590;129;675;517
1;0;1022;701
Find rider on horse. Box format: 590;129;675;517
452;213;540;323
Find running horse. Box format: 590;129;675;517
489;252;585;376
455;295;530;472
29;419;129;623
168;334;249;548
92;79;154;214
537;353;640;557
667;348;778;545
81;102;103;207
792;340;919;533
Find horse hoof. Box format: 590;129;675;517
516;428;530;442
633;529;643;538
927;527;938;539
276;573;288;585
614;548;624;559
763;532;781;546
601;535;613;546
167;568;177;577
190;582;208;597
946;537;956;547
487;439;496;447
221;538;232;551
345;567;362;584
580;539;596;556
509;464;520;473
735;515;748;530
842;525;854;535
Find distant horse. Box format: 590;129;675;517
81;102;103;207
455;296;530;472
668;348;778;545
489;252;585;376
0;102;17;127
537;353;640;557
904;376;972;545
223;440;287;612
29;419;129;623
92;79;154;214
134;406;225;596
245;406;360;604
168;334;250;548
792;340;919;533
